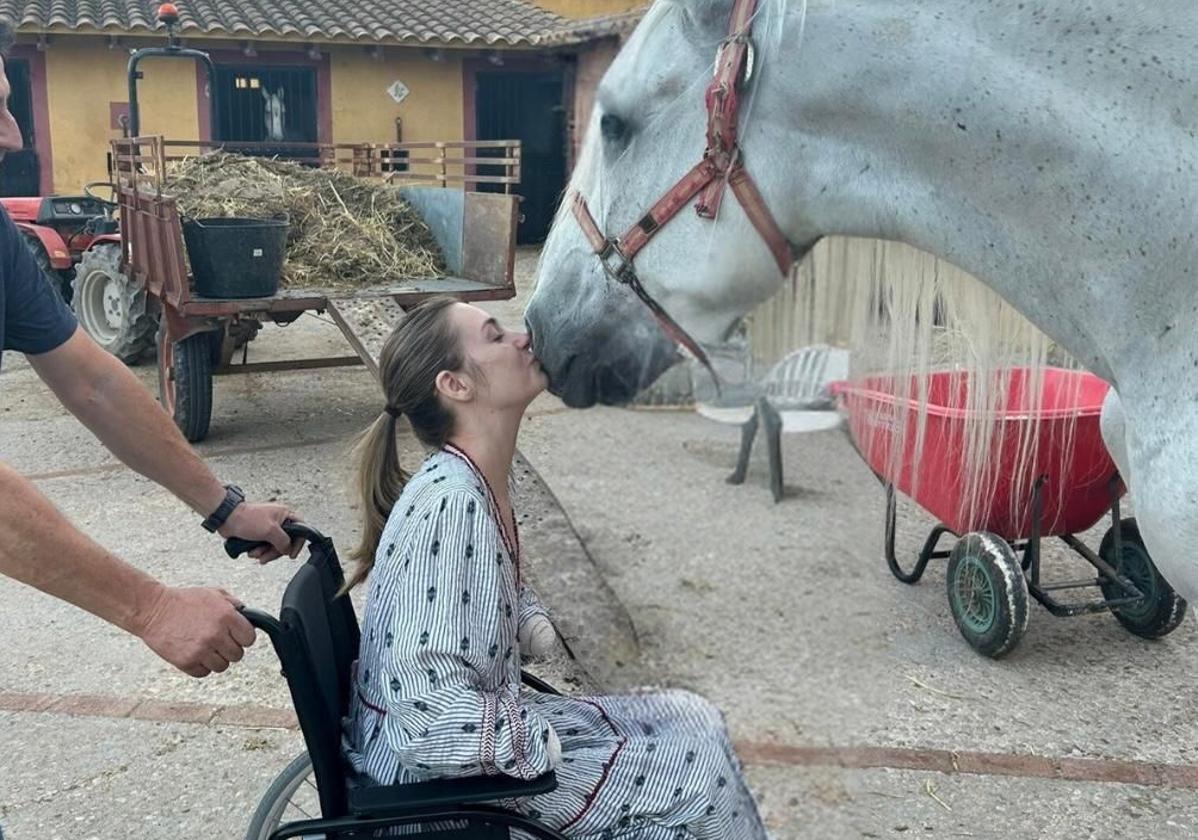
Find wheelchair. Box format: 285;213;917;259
227;522;570;840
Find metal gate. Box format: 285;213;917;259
212;65;318;158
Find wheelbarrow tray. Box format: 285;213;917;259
834;367;1117;540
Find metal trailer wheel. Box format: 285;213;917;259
157;325;213;443
246;752;324;840
72;243;157;363
946;532;1030;658
1099;518;1188;639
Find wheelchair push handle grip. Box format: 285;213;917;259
224;520;317;559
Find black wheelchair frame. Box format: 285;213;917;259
227;523;570;840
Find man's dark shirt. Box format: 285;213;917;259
0;207;77;369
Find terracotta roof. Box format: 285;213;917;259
542;7;645;45
0;0;571;46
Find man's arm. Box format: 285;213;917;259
27;329;298;560
0;460;255;677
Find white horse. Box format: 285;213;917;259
263;86;287;143
525;0;1198;599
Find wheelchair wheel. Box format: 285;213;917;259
246;751;323;840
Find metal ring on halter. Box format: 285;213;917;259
714;34;756;87
597;238;636;286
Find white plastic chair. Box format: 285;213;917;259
696;344;850;502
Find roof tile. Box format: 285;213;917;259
0;0;572;46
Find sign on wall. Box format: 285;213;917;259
386;80;410;104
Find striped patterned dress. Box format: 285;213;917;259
347;447;770;839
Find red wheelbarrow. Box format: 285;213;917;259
832;367;1187;657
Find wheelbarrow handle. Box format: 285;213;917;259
223;520;320;559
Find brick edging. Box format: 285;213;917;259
6;690;1198;790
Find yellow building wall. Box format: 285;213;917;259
533;0;645;18
329;50;464;145
43;39;198;191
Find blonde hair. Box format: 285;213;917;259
344;295;467;591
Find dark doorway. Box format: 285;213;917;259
0;59;40;196
475;70;566;244
212;65;318;159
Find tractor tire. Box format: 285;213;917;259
72;243;158;364
157;326;213;443
21;234;71;302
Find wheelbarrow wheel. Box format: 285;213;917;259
1099;518;1188;639
946;533;1029;658
157;326;213;443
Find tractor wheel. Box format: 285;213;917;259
1099;519;1188;639
72;243;158;364
21;234;71;302
157;325;213;443
946;532;1029;658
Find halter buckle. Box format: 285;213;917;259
597;238;636;286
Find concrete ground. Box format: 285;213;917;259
3;250;1198;838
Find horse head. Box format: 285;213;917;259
263;86;287;143
526;0;814;407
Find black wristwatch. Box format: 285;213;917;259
201;484;245;533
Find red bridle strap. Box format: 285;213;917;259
571;0;794;379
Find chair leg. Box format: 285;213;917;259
760;398;784;503
727;407;760;485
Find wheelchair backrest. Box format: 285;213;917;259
274;547;361;819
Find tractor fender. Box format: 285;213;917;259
15;222;72;269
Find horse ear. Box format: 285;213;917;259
262;87;269;101
277;86;285;100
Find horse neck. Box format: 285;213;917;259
766;0;1198;386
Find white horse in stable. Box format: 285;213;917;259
525;0;1198;605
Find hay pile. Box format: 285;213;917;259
164;153;444;291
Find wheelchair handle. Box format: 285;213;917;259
224;520;326;559
237;605;282;636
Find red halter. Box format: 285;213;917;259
570;0;794;375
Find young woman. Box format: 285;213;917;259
345;296;770;839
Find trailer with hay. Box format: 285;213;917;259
101;5;522;443
111;135;520;443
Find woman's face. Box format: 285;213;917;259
448;303;547;409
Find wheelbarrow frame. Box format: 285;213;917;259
882;475;1144;618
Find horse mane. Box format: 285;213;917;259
751;237;1084;532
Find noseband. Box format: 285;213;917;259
571;0;795;374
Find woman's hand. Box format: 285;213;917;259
518;613;558;659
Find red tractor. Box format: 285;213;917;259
3;182;157;362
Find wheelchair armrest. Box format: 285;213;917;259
348;770;558;817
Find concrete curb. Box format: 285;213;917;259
512;450;641;691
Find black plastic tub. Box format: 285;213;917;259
182;217;289;299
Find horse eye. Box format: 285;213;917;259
599;112;628;144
